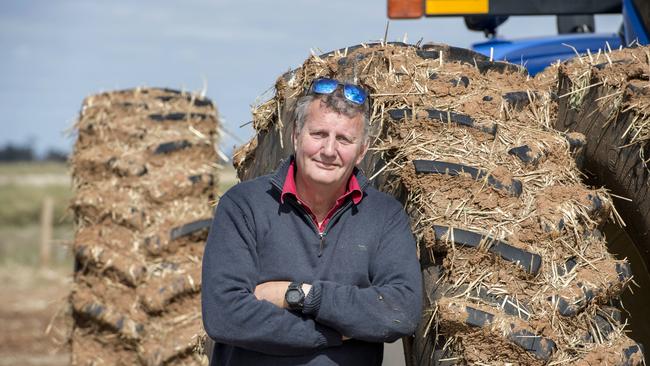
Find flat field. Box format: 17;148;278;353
0;162;73;365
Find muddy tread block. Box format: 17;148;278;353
476;60;526;75
508;145;542;164
154;140;192;155
565;132;586;151
420;43;491;64
465;306;494;327
624;345;644;366
556;256;578;276
140;263;202;313
583;307;622;343
145;171;215;203
170;219;212;241
149;112;211;122
554;259;632;317
317;41;411;59
471;312;555;360
502;91;539;109
414;160;522;197
144;216;212;257
508;329;555;360
72;185;147;229
416;50;440;59
73;186;212;231
433;225;541;275
450;76;470;88
139;317;202;365
74;244;146;286
138;296;204;365
431;267;535;321
576;341;644;366
555;294;588;317
452;302;556;361
388;108;497;135
455;285;532;320
71;296;145;340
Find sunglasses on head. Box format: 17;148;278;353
309;78;368;105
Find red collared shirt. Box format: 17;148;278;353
280;161;363;233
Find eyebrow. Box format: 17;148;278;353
308;127;359;141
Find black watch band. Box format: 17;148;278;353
285;282;305;310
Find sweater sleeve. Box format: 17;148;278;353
201;194;343;356
302;206;423;343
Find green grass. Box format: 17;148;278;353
0;162;72;226
0;161;69;175
0;184;73;227
0;224;73;268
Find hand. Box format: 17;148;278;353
254;281;312;309
254;281;290;308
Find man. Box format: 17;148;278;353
201;78;422;365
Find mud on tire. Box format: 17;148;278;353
556;46;650;269
70;88;220;365
234;43;644;365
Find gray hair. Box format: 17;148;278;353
293;88;370;141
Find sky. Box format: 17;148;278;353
0;1;622;156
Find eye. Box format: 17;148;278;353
337;136;353;144
310;131;326;138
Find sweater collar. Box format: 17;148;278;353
280;160;362;205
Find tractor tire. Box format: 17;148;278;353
70;88;220;366
233;42;644;365
556;46;650;268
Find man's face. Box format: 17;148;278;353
293;100;368;190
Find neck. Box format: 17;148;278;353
295;174;347;222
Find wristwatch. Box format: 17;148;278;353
285;282;305;310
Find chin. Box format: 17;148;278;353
307;170;342;186
312;175;341;186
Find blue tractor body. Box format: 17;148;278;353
473;33;623;75
469;0;648;75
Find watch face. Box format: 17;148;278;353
287;290;301;303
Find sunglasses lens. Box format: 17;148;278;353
344;85;367;105
311;78;368;105
312;78;338;94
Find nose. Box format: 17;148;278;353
321;135;337;157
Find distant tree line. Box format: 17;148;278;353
0;143;68;162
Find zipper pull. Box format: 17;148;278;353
318;233;325;257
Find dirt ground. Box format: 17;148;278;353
0;265;71;366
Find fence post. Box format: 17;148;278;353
40;196;53;267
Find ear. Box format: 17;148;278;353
292;127;299;150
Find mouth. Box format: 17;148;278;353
314;160;338;169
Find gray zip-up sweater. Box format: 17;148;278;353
201;157;423;365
